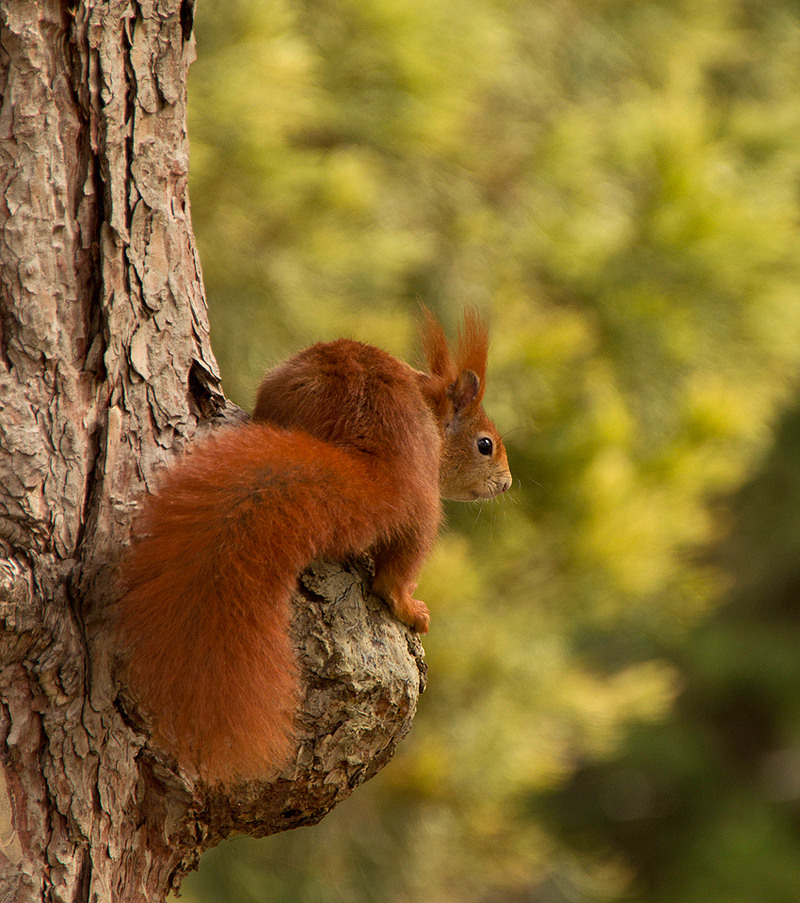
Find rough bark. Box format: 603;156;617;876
0;2;426;901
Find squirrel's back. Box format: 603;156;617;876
254;338;435;455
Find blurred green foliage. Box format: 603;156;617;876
181;0;800;900
537;403;800;903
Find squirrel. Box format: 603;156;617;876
117;308;511;785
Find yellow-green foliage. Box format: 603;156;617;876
183;1;800;900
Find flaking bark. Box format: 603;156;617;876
0;2;426;900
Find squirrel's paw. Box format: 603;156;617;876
373;575;431;634
396;596;430;635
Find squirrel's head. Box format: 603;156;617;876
420;308;512;501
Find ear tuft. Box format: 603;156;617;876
420;305;457;383
456;309;488;404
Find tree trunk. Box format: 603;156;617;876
0;3;425;900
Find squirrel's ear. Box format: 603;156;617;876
447;369;480;414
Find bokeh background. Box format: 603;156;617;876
180;1;800;900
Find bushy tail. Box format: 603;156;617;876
118;423;409;783
118;427;331;783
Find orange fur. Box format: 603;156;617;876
118;311;511;784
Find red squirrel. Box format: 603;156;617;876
118;309;511;784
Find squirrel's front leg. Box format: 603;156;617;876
370;536;432;634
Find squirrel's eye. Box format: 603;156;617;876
477;436;493;456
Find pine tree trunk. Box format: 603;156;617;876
0;3;425;900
